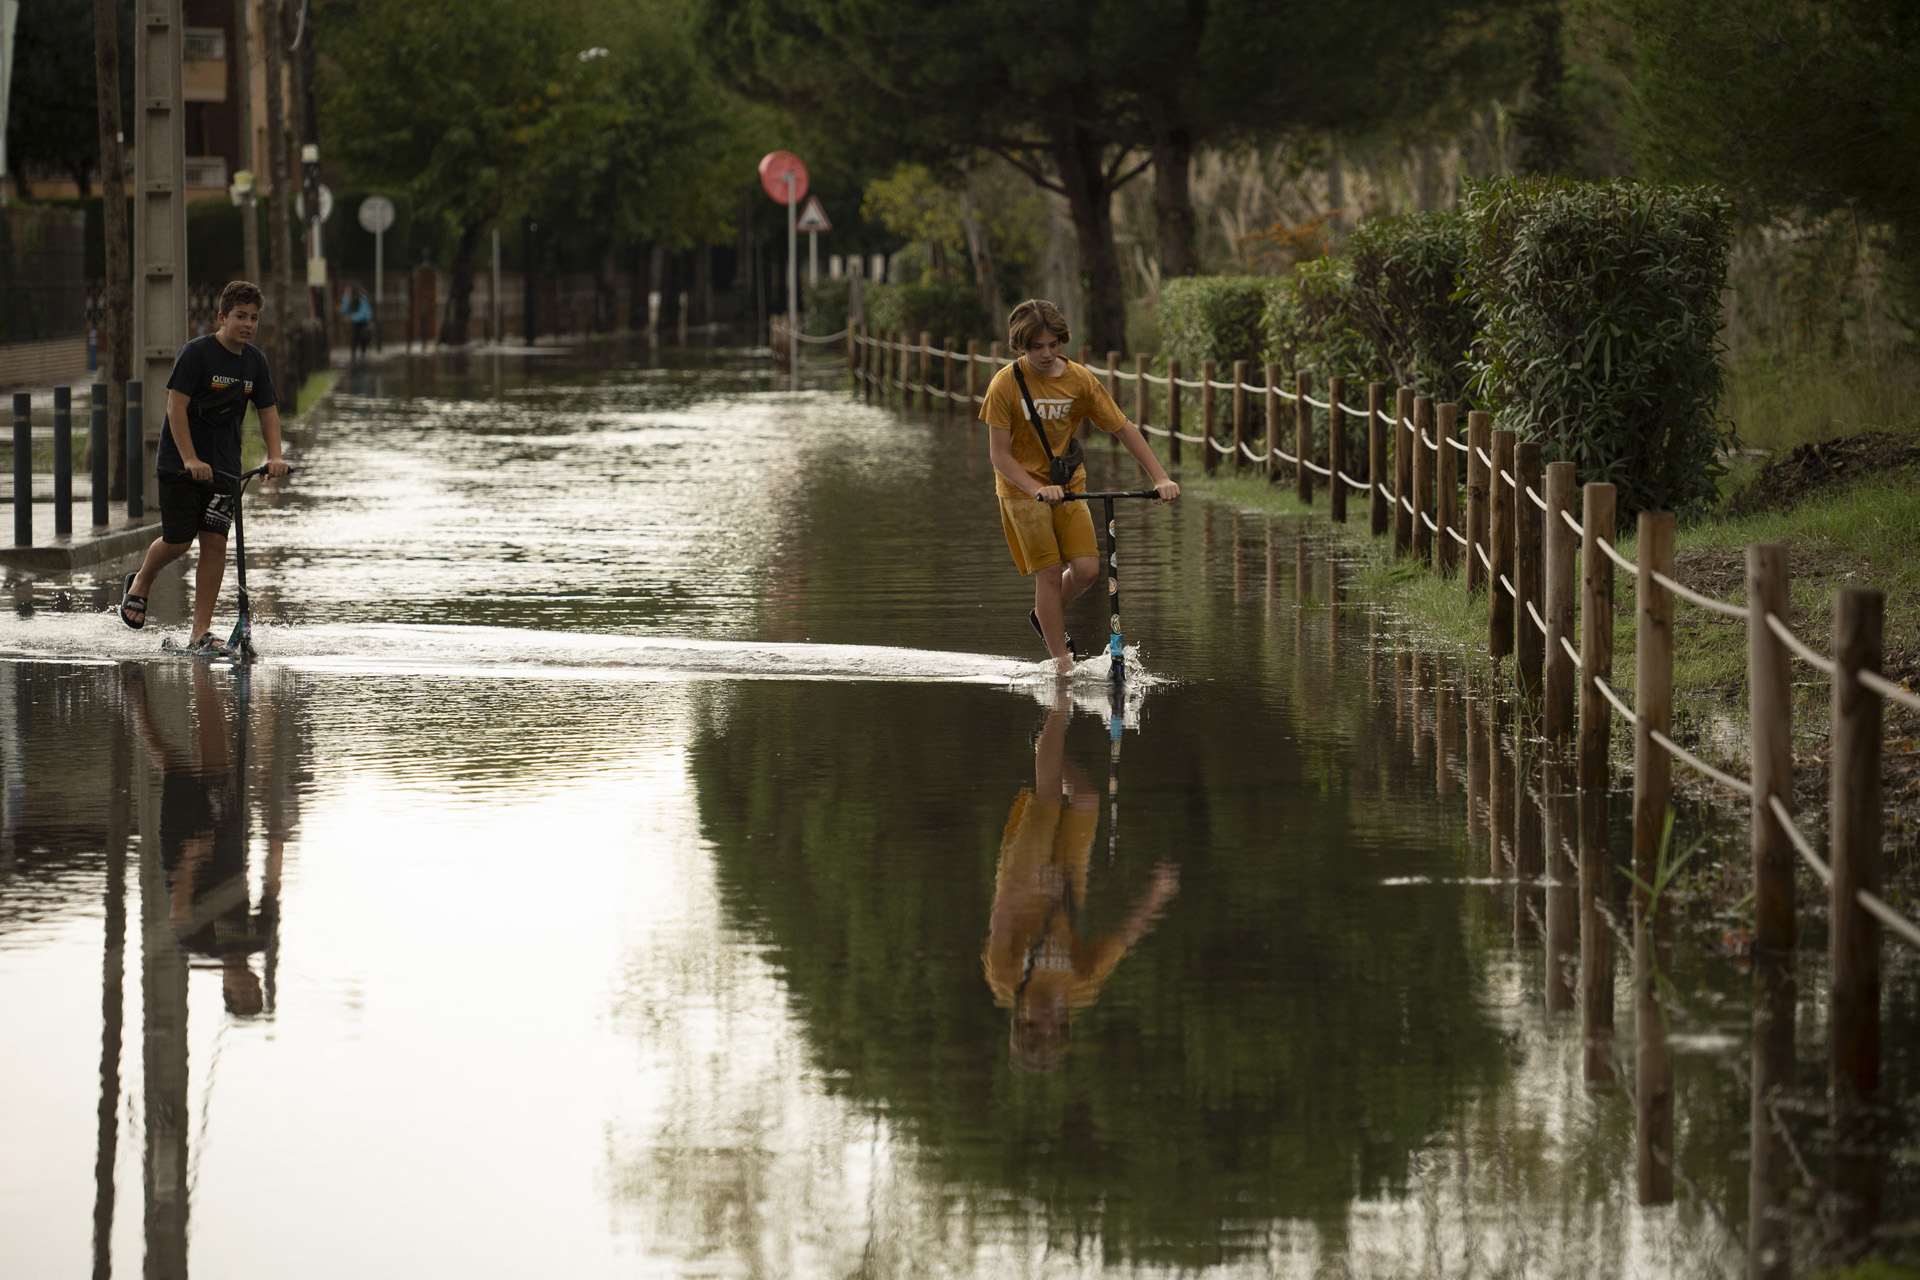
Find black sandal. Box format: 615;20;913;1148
119;571;147;630
1028;609;1078;661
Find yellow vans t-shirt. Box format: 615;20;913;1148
980;358;1130;498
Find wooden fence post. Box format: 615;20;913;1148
1543;462;1578;739
1296;371;1313;504
1466;411;1491;595
1329;377;1348;523
1134;353;1148;435
942;337;956;419
1749;544;1794;956
1579;481;1617;1090
1369;382;1387;536
1202;359;1219;476
1490;430;1517;661
1436;403;1459;575
1412;395;1434;565
966;339;980;414
846;328;855;377
918;331;932;411
1168;358;1183;465
1079;344;1092;366
1516;442;1545;697
1830;587;1884;1252
1393;388;1413;553
1265;362;1283;485
1232;359;1249;473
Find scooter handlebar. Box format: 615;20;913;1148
1048;489;1161;501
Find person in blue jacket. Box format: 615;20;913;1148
340;285;374;363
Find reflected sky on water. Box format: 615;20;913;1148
1;341;1913;1277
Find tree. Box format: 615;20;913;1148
8;0;101;196
91;0;131;498
1616;0;1920;309
321;0;560;344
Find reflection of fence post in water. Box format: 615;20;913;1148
1544;750;1578;1014
138;739;191;1279
1635;882;1675;1205
1465;411;1490;595
1436;656;1457;797
1749;948;1797;1280
94;717;132;1276
1578;482;1617;1089
1412;651;1430;770
1515;443;1544;698
1514;740;1543;943
1829;588;1883;1255
1466;667;1489;847
1543;462;1578;740
1490;685;1513;877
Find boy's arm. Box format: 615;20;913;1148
258;404;289;476
1114;422;1179;502
166;390;211;481
989;425;1065;504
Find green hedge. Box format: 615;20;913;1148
862;281;990;345
1159;275;1277;370
805;277;850;335
1463;177;1733;516
1348;212;1477;403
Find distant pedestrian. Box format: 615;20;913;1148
340;285;374;363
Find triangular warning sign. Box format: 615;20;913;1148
796;196;831;232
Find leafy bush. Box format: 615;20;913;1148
863;281;991;344
1347;211;1477;403
1463;177;1734;516
1263;259;1372;381
805;276;851;336
1159;275;1279;369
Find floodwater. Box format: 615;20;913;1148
1;340;1914;1277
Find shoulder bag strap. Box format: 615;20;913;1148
1010;360;1055;461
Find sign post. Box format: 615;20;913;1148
358;194;396;306
796;196;831;287
758;151;809;376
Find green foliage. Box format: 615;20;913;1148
863;281;991;344
1462;176;1734;516
184;200;273;286
803;276;850;336
1347;212;1479;403
1159;276;1280;370
861;164;964;261
1615;0;1920;314
5;0;106;194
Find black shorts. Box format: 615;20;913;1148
158;472;236;544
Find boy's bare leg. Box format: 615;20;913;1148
129;536;194;609
1035;553;1098;672
191;531;228;639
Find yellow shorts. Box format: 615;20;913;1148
999;492;1097;575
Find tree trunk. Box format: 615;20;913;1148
1048;108;1127;354
92;0;131;500
264;0;295;388
1151;128;1198;281
958;169;1003;340
441;222;480;345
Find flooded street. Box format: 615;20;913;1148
2;342;1913;1277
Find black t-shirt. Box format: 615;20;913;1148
158;335;278;478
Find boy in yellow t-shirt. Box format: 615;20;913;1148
982;299;1178;675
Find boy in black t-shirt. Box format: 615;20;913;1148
120;280;290;654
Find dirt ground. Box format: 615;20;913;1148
1723;428;1920;518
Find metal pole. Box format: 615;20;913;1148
53;387;72;535
12;392;30;546
91;383;108;527
125;381;143;519
375;227;384;307
808;230;817;286
785;173;798;375
490;227;500;344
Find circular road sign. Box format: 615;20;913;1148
758;151;808;205
295;183;334;224
357;194;396;234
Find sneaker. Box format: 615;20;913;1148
1028;610;1079;661
187;632;233;657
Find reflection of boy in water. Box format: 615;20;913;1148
982;696;1178;1074
125;665;280;1016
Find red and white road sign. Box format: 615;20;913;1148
758;151;809;205
796;197;831;233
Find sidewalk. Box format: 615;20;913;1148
0;499;160;577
